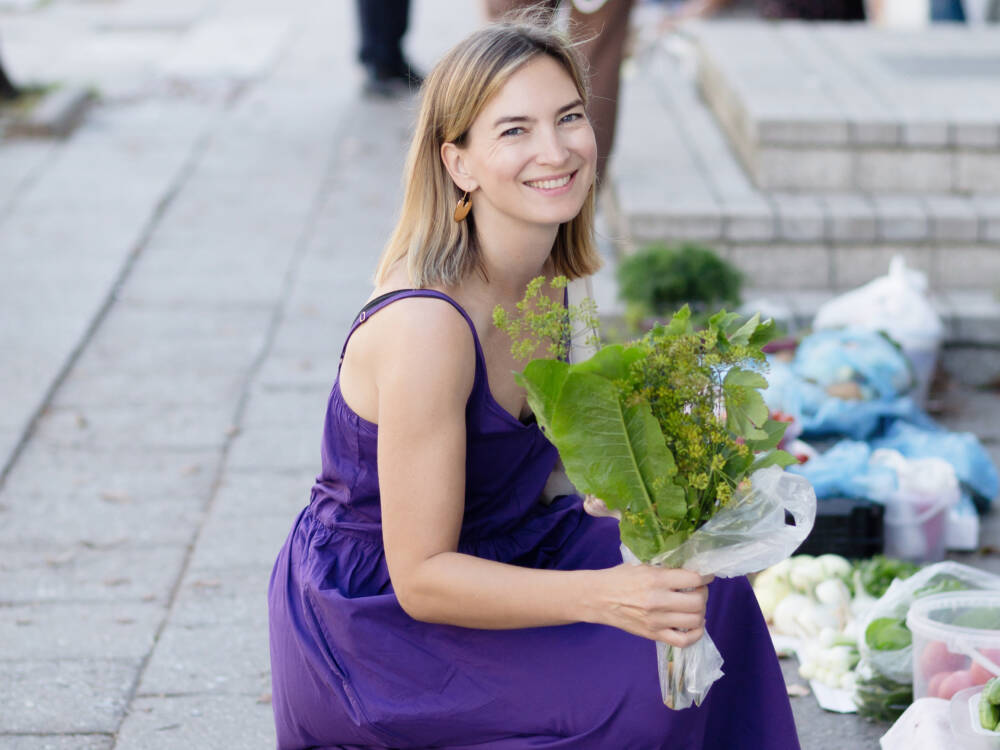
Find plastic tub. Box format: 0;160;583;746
907;591;1000;701
950;686;1000;749
882;492;953;563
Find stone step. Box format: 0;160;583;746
693;21;1000;193
608;39;1000;299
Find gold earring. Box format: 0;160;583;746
453;191;472;222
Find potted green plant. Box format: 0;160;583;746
616;242;742;330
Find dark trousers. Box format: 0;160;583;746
931;0;966;21
356;0;410;72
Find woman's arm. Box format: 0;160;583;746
373;300;709;647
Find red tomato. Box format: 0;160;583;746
927;670;949;698
919;640;965;678
938;669;977;700
969;649;1000;685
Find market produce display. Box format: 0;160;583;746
754;556;1000;722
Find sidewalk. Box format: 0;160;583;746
0;2;997;748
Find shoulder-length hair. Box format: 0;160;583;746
374;13;602;288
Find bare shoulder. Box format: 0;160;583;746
368;295;477;406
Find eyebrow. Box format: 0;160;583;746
492;99;584;128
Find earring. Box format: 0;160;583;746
453;191;472;222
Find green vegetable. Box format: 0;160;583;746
497;283;793;563
913;574;971;599
864;617;912;651
951;607;1000;630
855;556;920;599
984;677;1000;705
980;692;1000;731
854;670;912;723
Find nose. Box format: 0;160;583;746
535;125;569;166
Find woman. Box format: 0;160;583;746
268;15;799;750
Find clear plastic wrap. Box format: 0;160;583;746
858;562;1000;684
623;466;817;709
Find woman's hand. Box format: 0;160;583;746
582;495;621;520
590;563;713;648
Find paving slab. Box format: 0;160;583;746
0;658;137;733
114;694;275;750
0;738;113;750
138;620;270;697
0;541;187;605
0;600;165;660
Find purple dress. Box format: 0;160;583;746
268;290;800;750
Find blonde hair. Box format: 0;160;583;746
374;12;602;288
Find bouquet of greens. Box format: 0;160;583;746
495;277;817;709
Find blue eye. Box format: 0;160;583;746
501;126;525;137
560;112;584;124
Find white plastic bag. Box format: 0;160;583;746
858;562;1000;684
879;698;951;750
623;466;817;709
813;256;944;405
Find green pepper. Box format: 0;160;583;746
985;677;1000;705
981;693;1000;731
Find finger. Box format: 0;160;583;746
648;612;704;632
658;626;705;649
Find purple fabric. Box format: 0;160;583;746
268;289;801;750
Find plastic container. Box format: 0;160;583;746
882;493;952;563
907;592;1000;701
950;686;1000;749
876;452;960;563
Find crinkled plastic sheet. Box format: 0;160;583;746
622;466;817;710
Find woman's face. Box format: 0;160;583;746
451;55;597;233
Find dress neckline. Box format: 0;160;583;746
340;288;536;433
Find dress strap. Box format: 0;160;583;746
338;289;483;365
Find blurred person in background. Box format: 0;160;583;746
356;0;424;96
663;0;865;20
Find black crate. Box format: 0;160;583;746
795;497;884;559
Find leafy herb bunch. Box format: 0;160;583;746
494;277;796;563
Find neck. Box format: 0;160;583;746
472;210;560;303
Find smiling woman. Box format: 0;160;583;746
267;11;800;750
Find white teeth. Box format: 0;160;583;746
527;174;571;189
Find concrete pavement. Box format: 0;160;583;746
0;1;997;748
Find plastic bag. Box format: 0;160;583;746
879;698;952;750
622;466;817;710
762;330;933;440
858;562;1000;684
813;256;944;406
875;421;999;512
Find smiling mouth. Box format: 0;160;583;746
524;171;576;190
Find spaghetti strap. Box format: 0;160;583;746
338;289;482;364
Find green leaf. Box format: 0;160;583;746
708;309;741;335
662;305;692;337
724;451;754;478
516;359;570;435
865;618;912;651
750;449;798;472
748;318;780;349
570;343;643;381
728;313;761;347
722;368;769;390
518;365;685;561
745;418;789;452
723;368;769;439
